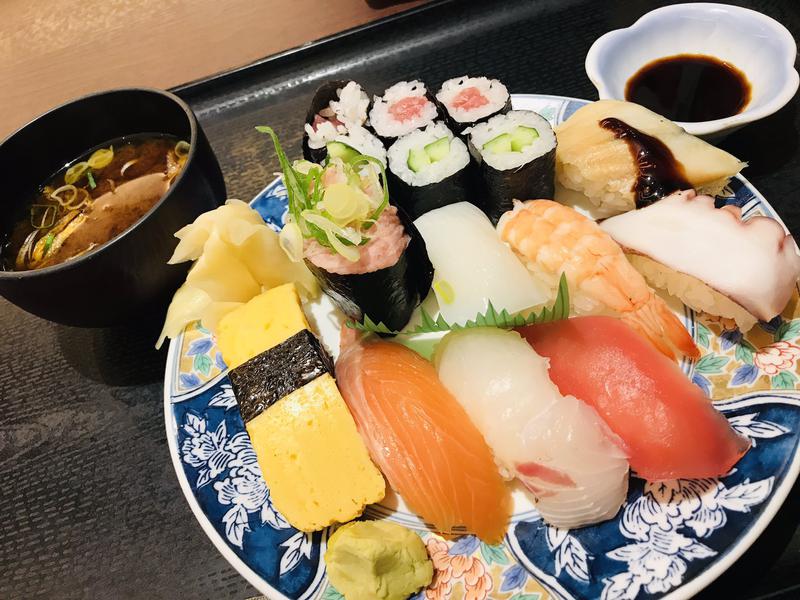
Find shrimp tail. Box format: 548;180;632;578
620;293;700;361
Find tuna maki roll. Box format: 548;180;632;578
436;76;511;136
467;110;556;224
387;122;474;219
303;80;371;163
368;80;439;143
258;126;433;332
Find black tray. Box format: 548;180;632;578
2;1;799;599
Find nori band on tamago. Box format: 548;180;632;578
230;329;334;423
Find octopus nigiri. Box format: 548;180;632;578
436;327;629;528
555;100;744;215
498;199;699;361
519;316;750;480
601;189;800;331
335;330;511;542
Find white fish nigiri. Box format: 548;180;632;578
414;202;548;325
435;327;629;528
601;190;800;331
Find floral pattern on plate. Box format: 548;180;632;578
165;95;800;600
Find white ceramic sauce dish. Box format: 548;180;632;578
585;3;799;138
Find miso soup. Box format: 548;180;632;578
1;133;189;272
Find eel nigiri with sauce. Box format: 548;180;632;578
601;189;800;331
555;100;745;215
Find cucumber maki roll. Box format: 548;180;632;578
436;76;511;136
368;80;439;143
303;80;371;163
259;126;433;332
467;110;557;224
324;125;387;167
387;122;474;219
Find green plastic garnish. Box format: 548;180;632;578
348;273;570;335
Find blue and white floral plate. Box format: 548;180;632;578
164;94;800;600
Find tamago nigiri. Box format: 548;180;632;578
519;316;750;480
335;330;511;542
436;327;630;529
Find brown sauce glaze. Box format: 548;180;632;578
625;54;751;122
599;117;691;207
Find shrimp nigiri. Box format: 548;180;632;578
498;199;699;361
436;327;629;528
335;329;511;542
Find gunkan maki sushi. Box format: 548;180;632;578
259;126;433;332
467;110;557;224
303;80;372;163
368;81;439;143
436;76;511;136
387;122;474;218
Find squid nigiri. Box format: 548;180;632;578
435;327;629;529
498;199;699;361
335;330;511;542
519;316;750;481
600;189;800;331
414;201;548;326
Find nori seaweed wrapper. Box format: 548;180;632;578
302;79;368;163
387;161;478;220
304;206;433;332
230;329;334;423
469;143;556;225
437;82;512;138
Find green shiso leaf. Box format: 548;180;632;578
346;272;571;335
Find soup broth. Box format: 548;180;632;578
1;133;189;272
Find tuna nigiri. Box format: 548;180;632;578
335;330;511;542
519;316;750;481
435;328;629;529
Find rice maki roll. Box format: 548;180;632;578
368;81;439;143
303;80;371;163
323;125;387;167
387;122;474;219
259;126;433;332
436;76;511;136
467;110;556;224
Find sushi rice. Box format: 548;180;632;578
369;80;438;139
387;122;469;187
437;76;510;125
332;125;388;166
467;110;556;171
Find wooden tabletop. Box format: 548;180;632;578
0;0;424;141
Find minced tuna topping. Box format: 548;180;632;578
304;204;409;275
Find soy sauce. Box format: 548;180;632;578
625;54;751;122
599;117;690;207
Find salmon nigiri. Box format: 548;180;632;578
519;316;750;481
335;330;511;543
